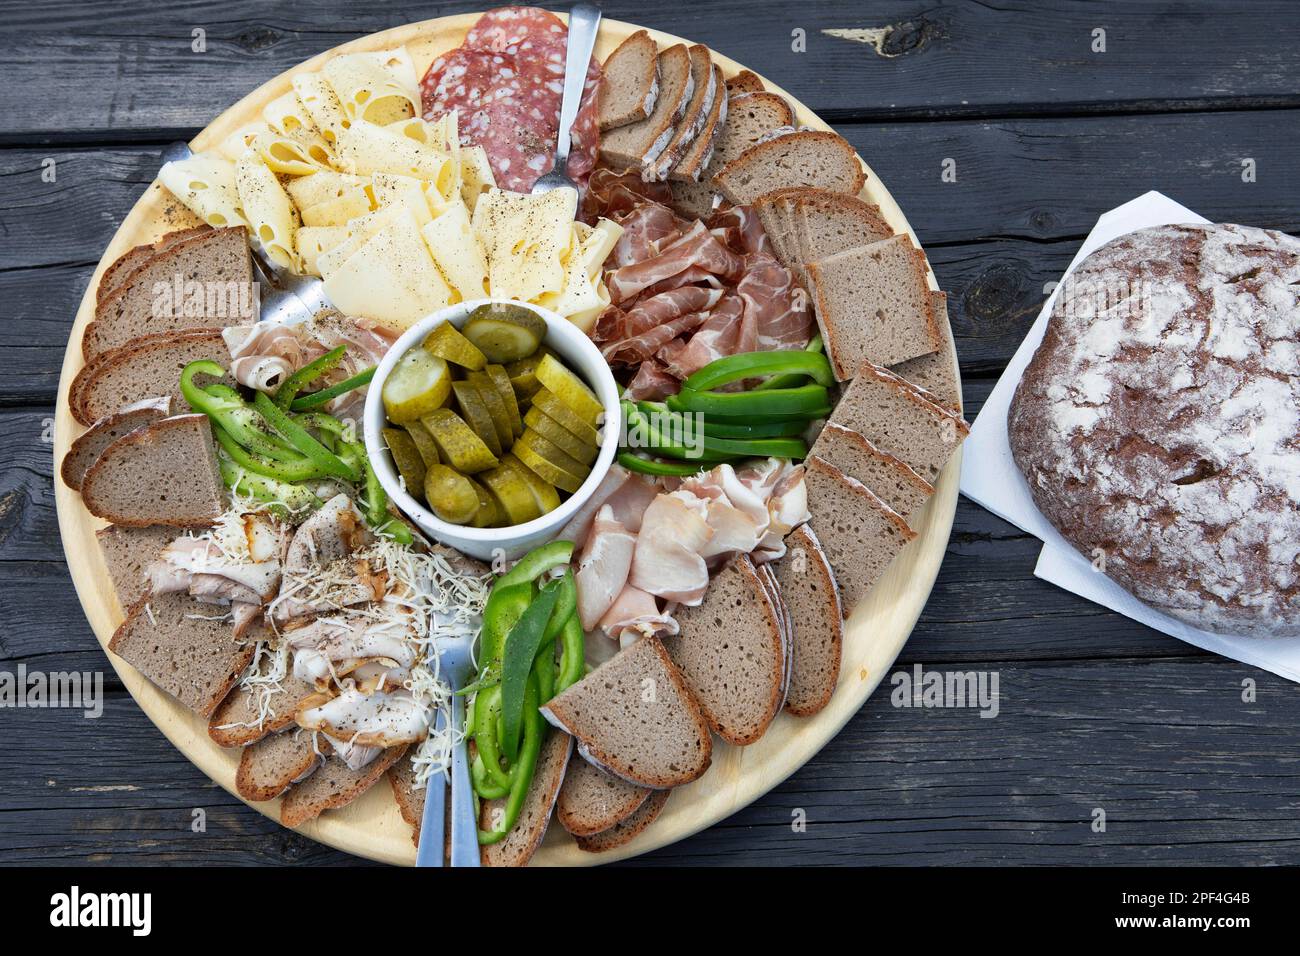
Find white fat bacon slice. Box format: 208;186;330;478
324;734;383;771
285;615;418;684
297;686;425;747
598;584;680;649
576;506;636;631
628;491;713;605
148;527;283;606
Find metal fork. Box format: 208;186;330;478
415;628;480;867
160;141;331;325
531;3;602;195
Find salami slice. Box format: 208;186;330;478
465;6;567;55
420;48;508;119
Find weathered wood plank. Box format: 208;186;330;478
2;0;1298;142
4;659;1297;866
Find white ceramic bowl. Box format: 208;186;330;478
364;299;620;561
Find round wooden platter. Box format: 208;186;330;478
54;12;961;866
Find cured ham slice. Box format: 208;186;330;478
607;221;746;304
624;359;680;401
597;584;680;648
737;255;813;352
659;295;749;379
629;491;713;605
575;506;636;631
284;616;418;685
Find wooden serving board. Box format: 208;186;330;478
52;12;961;866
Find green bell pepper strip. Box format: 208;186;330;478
637;401;807;439
754;335;825;391
499;583;560;763
470;686;514;792
252;391;359;482
478;580;534;676
219;458;322;514
617;452;713;477
273;345;347;408
624;402;807;461
212;422;334;482
289;366;376;411
471;754;510;800
478;667;544;845
542;569;576;643
666;384;830;419
683;347;835;392
496;540;575;590
555;613;585;694
180;362;305;462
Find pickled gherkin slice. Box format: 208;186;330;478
424;464;479;525
484;364;523;438
403;420;441;468
461;303;546;363
467;476;501;528
421;408;499;473
522;407;596;464
533;353;603;425
515;430;588;494
479;464;542;525
451;379;502;457
468;371;513;450
382;349;451;423
531;389;600;447
503;453;561;515
423;321;486;370
382;427;427;500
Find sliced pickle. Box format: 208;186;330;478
503;349;554;380
403;420;441;468
509;370;542;403
484;364;523;438
421;408;499;473
533;353;603;425
514;430;588;494
424;464;479;525
479;465;542;525
522;407;596;464
451;379;502;457
531;388;600;447
382;349;451;423
467;476;501;528
468;370;513;450
503;453;561;514
461;303;547;363
423;321;486;370
382;427;427;500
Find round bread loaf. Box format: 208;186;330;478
1008;223;1300;638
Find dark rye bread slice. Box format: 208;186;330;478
669;64;727;183
82;414;224;527
108;589;256;716
96;524;179;610
96;225;212;304
599;43;693;171
890;292;961;412
809;422;935;522
208;664;317;748
280;744;407;828
670;90;795;217
540;636;711;789
661;555;786;746
714;131;866;207
61;397;171;491
794;188;894;261
557;756;651;837
753;561;793;709
71;328;233;426
803;456;917;613
575;788;671;853
648;44;717;181
387;750;426;848
828;360;970;483
726;70;764;95
480;729;573;866
752;188;804;265
806;234;943;376
83;226;253;361
597;29;660;130
235;729;324;802
772;523;844;716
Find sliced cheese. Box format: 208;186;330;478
217;122;271;161
538;222;621;331
370;172;440;223
473;187;577;303
421;202;488;303
315;203;408;279
235;156;298;269
158;153;248;229
262;90;316;136
285;170;373;212
292;72;352;144
333;119;449;182
251;130;329;176
299;190;376;227
459;145;496;212
323;49;420;126
297;225;351;277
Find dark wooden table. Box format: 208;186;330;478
2;1;1298;866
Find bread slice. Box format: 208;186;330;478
669;65;727;183
82;226;254;360
540;636;711;789
794;189;894;261
772;523;844;716
726;70;764;95
714;131;866;206
599;44;693;171
802;456;917;612
480;729;572;866
806;235;942;376
71;329;232;426
61;397;171;491
280;744;407;828
648;45;717;181
97;225;211;303
235;729;324;802
575;788;671;852
753;187;806;265
95;524;178;610
387;750;426;848
208;663;317;748
108;589;256;716
557;756;651;836
598;29;660;130
669;91;795;217
889;292;961;412
828;360;970;483
82;414;223;527
809;422;935;521
661;555;786;746
753;561;793;708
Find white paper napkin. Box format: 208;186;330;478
958;190;1300;682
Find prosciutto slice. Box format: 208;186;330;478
737;255;813;352
606;221;745;304
597;584;680;648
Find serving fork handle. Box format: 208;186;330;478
447;690;480;866
553;3;602;172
